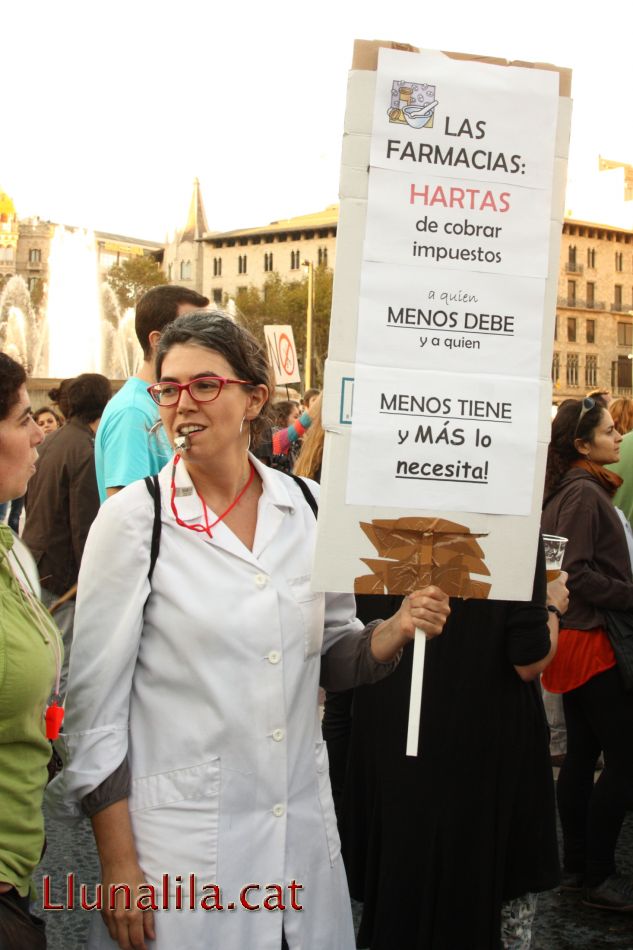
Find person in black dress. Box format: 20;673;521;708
340;543;567;950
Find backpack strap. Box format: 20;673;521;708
144;475;161;582
286;472;318;519
143;472;313;583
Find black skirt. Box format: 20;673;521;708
340;591;559;950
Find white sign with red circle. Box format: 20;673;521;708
264;324;301;385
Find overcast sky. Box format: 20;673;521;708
3;0;631;241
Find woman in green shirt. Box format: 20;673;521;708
0;352;63;949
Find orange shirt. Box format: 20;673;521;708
542;626;616;694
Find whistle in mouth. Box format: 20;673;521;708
174;434;191;453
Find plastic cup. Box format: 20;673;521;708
542;534;568;582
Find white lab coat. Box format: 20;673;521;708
49;455;363;950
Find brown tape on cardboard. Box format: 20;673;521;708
351;39;571;97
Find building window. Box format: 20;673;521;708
568;245;577;269
615;285;623;311
179;260;192;280
552;353;560;385
585;355;597;387
0;246;14;262
567;280;576;306
317;247;328;267
616;251;624;272
28;248;41;263
212;288;222;304
238;255;247;275
213;257;222;277
586;319;595;344
614;356;633;391
264;252;274;272
566;353;579;387
553;316;557;341
27;277;39;292
618;322;633;346
586;281;595;308
290;250;300;270
567;317;577;342
587;247;596;268
167;263;172;281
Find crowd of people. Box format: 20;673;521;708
1;289;632;950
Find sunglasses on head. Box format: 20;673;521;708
573;397;596;439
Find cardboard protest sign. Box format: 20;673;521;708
264;324;301;385
313;40;571;755
313;40;571;602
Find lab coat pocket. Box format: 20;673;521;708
288;574;326;658
128;758;221;886
315;741;341;866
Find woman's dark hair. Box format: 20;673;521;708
48;378;74;419
33;405;64;427
0;352;27;422
155;311;274;446
544;398;606;501
586;389;610;409
66;374;112;424
271;400;299;428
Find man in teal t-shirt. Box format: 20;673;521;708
95;285;208;502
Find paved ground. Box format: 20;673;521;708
35;803;633;949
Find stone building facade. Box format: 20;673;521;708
0;190;19;283
202;205;337;305
163;180;337;304
553;218;633;402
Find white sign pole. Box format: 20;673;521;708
406;629;426;756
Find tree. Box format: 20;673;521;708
105;255;167;310
234;266;333;389
29;278;45;311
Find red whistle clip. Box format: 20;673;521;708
46;701;65;740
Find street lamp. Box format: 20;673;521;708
302;260;314;390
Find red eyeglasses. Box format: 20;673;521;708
147;375;253;407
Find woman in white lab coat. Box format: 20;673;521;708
50;312;450;950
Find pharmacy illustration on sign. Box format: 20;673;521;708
388;79;438;128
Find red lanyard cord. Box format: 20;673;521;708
170;455;255;538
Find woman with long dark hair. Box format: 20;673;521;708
542;397;633;910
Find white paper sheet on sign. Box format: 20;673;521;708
347;366;540;515
356;261;547;378
363;167;553;278
371;48;559;190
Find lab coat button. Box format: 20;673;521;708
272;728;284;742
273;803;285;817
255;573;268;588
267;650;281;664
